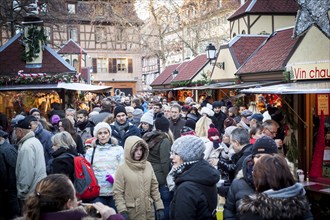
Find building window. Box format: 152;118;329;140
68;3;76;14
95;27;107;43
68;27;78;42
108;58;133;73
96;58;108;73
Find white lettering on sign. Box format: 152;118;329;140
290;63;330;80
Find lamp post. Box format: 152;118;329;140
205;43;217;60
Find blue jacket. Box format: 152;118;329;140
110;122;141;147
34;123;54;166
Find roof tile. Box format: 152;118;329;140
57;39;87;54
228;0;299;20
231;35;268;67
163;60;190;85
172;54;209;82
150;63;180;86
237;28;301;74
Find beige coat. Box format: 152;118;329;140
113;136;164;220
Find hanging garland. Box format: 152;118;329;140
21;26;48;62
0;73;76;86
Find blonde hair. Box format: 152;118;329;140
195;115;212;137
51;131;76;149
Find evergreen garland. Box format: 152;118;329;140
21;26;48;62
0;73;75;86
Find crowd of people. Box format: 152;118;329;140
0;94;313;220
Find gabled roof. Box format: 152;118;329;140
150;63;180;86
0;33;75;75
57;39;87;54
229;35;268;68
236;27;302;75
163;60;190;85
228;0;299;21
172;54;209;82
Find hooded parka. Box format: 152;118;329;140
113;136;164;220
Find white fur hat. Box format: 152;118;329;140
93;122;111;137
201;106;214;117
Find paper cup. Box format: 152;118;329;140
299;174;305;182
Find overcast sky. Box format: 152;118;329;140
134;0;184;20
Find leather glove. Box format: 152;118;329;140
120;211;129;220
156;209;165;220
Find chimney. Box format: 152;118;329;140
21;16;45;67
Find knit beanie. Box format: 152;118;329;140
93;122;111;137
51;114;61;124
171;135;205;162
212;101;224;109
125;106;134;114
252;136;278;155
154;115;170;132
140;112;154;126
29;108;40;115
208;124;219;138
114;105;127;117
132;109;144;121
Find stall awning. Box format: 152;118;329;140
220;81;282;89
0;84;58;91
57;83;112;91
188;82;234;90
241;81;330;94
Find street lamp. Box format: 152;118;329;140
205;43;217;60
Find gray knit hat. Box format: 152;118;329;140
171;135;205;162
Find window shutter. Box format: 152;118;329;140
109;58;117;73
128;58;133;73
92;58;97;73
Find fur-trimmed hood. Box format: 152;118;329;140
142;130;168;149
238;183;312;219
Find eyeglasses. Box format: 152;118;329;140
266;128;277;136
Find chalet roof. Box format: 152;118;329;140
150;63;180;86
172;54;209;82
163;60;190;85
229;35;268;68
228;0;299;21
236;27;302;75
57;39;87;54
0;33;75;75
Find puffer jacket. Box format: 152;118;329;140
85;138;124;196
170;160;220;220
16;131;47;199
224;155;255;220
143;130;172;186
237;183;313;220
114;136;164;220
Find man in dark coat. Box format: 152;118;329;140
0;129;20;219
169;104;186;140
75;109;95;144
90;99;113;125
212;101;227;134
110;106;141;147
209;127;253;197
